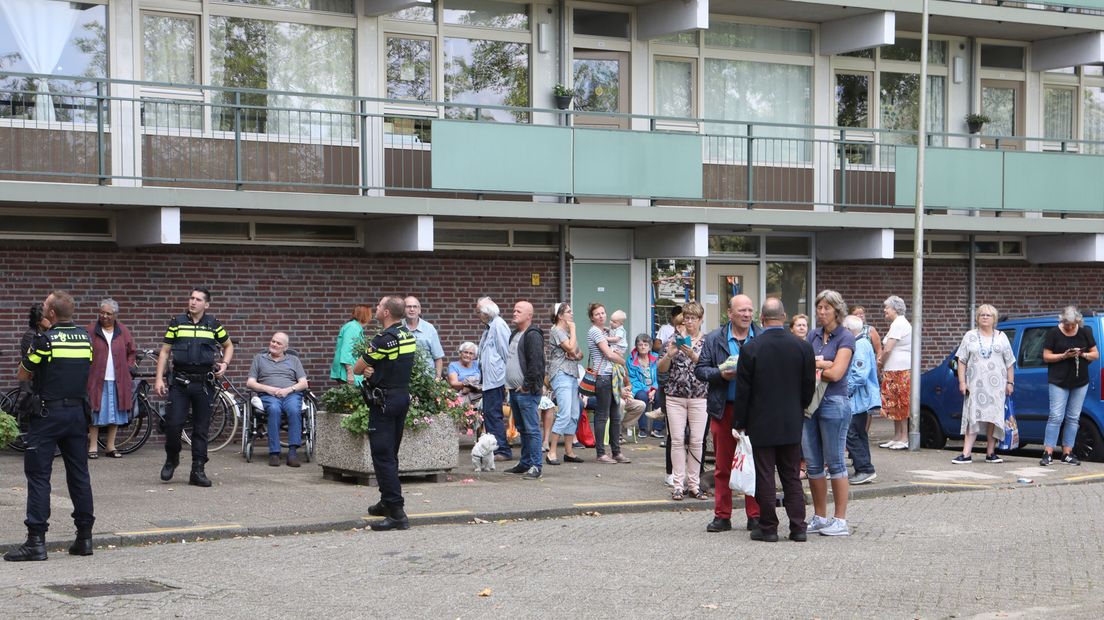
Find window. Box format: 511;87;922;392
767;262;808;317
209;16;355;136
1044;86;1075;141
980;45;1024;70
653;31;698;46
704;22;812;54
181;218;361;245
650;259;697;335
218;0;354;12
765;236;810;256
655;58;694;118
880;74;946;159
443;0;527;30
573;9;630;39
387;36;433;101
1083;87;1104;154
881;38;947;65
0;0;108;122
1018;327;1049;368
0;214;111;239
836;72;872;164
443;38;529;122
386;2;436;22
704;59;812;163
254;222;357;242
894;236;1025;258
142;13;198;84
433;224;558;249
709;235;759;255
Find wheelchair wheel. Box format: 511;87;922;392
301;395;316;463
241;401;254;462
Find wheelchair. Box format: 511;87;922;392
240;348;317;463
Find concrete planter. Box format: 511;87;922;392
315;410;458;478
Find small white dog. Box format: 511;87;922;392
471;434;499;472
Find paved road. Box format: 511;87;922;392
3;482;1102;619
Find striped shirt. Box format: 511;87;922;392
587;325;614;376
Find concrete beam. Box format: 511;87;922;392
569;227;633;260
363;0;430;17
820;12;894;56
366;215;433;252
817;229;894;261
1026;234;1104;264
637;0;708;40
116;207;180;246
1032;32;1104;72
634;224;707;258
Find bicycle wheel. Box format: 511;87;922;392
241;401;254;462
207;389;239;453
4;387;61;457
98;383;154;455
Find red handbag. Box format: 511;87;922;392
575;408;596;448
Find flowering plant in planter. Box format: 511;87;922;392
320;349;480;434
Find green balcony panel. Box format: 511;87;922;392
573;129;702;199
895;146;1003;211
1003;151;1104;213
431;121;573;194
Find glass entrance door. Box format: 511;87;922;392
703;264;759;332
572;50;629;129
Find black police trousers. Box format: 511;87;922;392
368;390;410;509
23;402;95;535
165;378;213;465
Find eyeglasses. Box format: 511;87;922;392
682;315;701;321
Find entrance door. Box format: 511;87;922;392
981;80;1024;150
572;50;629;129
572;262;631;369
703;264;759;332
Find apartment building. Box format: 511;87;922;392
2;0;1103;383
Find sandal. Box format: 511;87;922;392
105;449;122;458
689;488;708;500
671;488;684;501
87;451;99;460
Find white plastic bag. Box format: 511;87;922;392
728;431;757;496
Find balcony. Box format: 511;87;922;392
2;72;1104;217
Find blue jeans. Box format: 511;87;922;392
1045;383;1089;450
802;395;850;480
482;386;511;458
846;410;875;475
634;389;664;433
510;392;543;471
550;372;580;435
260;392;303;455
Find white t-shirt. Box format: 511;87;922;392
656;324;675;345
883;315;912;371
103;329;115;381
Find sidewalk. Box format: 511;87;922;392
2;417;1101;553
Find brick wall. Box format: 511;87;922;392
0;246;565;388
818;260;1104;370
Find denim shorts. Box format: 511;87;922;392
802;395;850;480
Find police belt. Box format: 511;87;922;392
172;370;215;385
42;397;86;408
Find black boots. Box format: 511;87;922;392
367;501;387;517
4;533;47;562
189;464;212;487
69;528;93;556
369;504;410;531
160;455;179;481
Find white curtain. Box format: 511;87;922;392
655;59;692;118
704;59;812;163
0;0;80;121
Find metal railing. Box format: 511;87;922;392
3;71;1104;213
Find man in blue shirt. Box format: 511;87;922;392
404;296;445;379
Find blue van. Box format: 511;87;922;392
919;314;1103;461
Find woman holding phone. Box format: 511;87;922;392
1040;306;1099;466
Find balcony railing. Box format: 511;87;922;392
3;71;1104;216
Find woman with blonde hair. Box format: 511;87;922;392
952;304;1015;464
657;302;709;501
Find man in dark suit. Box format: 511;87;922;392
732;298;816;542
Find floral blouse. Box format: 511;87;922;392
664;335;707;399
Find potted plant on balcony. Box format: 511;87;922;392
965;112;991;135
553;83;575;110
315;349;478;483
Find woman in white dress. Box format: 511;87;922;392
951;304;1015;464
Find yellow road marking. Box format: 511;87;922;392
1063;473;1104;482
115;524;242;536
399;510;473;518
910;481;993;489
574;500;671;507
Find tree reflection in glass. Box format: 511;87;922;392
443;37;529;123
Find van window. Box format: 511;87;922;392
1019;327;1049;368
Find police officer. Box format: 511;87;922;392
154;288;234;487
353;295;416;531
5;291;95;562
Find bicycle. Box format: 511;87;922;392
102;349;241;455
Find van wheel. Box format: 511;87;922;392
1074;418;1104;463
920;408;946;450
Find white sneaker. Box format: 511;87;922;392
664;474;675;488
819;517;850;536
806;515;831;533
878;440;895;449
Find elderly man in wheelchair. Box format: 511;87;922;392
245;332;309;467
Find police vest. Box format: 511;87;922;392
164;313;229;371
23;323;92;401
361;324;416;389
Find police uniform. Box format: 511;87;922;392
361;323;416;515
14;323;95;556
163;313;230;470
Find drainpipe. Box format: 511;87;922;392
559;224;568;302
968;235;976;329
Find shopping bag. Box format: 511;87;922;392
576;408;596;448
578;368;598;397
728;431;757;496
997;397;1020;452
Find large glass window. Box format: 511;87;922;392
443;37;529;122
1044;86;1075;141
0;0;107;122
209;16;354;136
1084;87;1104;154
218;0;354;13
650;259;697;336
836;72;871;164
879;73;945;162
655;58;693;118
704;22;812;54
143;13;198;84
766;262;808;318
443;0;527;30
704;59;812;162
387;36;433;101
